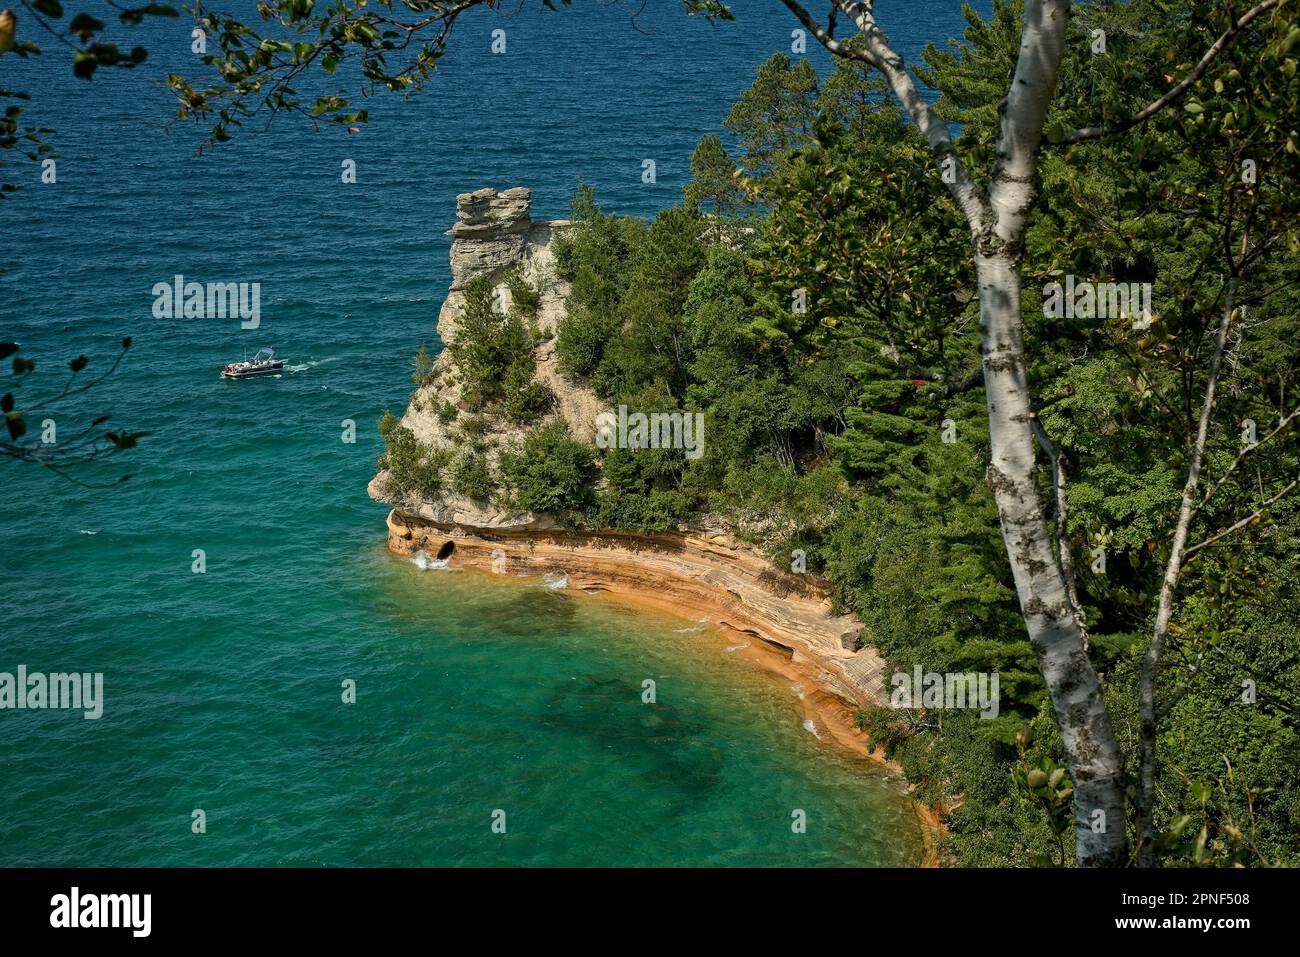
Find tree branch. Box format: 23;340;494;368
779;0;990;226
778;0;877;64
1156;645;1210;721
1184;476;1300;558
1136;214;1250;863
1060;0;1282;144
1031;414;1087;642
1194;404;1300;518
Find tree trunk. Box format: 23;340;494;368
791;0;1130;866
976;251;1129;867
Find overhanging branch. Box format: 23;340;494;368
778;0;990;228
1184;476;1300;559
1060;0;1282;144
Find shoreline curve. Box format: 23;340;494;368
384;507;946;866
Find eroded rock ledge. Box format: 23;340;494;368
384;509;890;711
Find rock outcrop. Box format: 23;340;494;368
445;186;536;289
369;185;893;709
385;510;891;709
368;186;597;529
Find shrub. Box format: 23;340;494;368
502;360;554;424
553;232;576;280
506;269;541;319
412;342;437;387
499;419;597;515
380;425;447;501
556;305;619;381
451;452;495;501
459;413;491;441
446;275;531;409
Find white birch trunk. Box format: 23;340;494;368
807;0;1133;865
976;251;1128;866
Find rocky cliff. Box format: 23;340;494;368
367;186;602;528
368;186;892;713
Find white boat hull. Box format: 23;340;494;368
222;361;286;379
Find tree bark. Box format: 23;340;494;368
788;0;1133;864
976;252;1129;866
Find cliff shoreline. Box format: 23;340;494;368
383;507;945;865
370;186;944;864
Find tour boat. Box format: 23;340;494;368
221;348;285;379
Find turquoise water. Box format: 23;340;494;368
4;558;926;866
1;1;980;866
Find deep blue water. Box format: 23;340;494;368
1;1;984;866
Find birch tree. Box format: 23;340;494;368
777;0;1297;865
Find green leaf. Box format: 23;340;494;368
72;52;97;79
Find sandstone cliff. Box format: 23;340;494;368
368;186;892;713
367;186;603;529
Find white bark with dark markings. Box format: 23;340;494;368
783;0;1131;865
977;253;1127;867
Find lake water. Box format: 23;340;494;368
0;0;982;866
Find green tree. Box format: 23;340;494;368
499;418;596;516
724;53;818;180
684;133;745;226
447;275;531;410
779;0;1300;865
